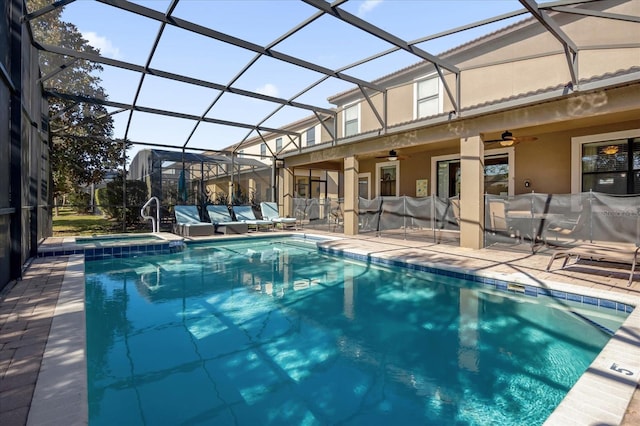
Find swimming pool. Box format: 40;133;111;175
75;233;165;246
84;236;629;425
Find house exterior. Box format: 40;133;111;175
212;0;639;249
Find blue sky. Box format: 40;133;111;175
56;0;530;160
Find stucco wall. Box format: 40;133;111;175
333;0;639;138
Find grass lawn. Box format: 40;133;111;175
52;208;129;236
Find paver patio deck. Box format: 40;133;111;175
1;232;639;425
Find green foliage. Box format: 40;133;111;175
213;192;229;206
67;190;91;214
232;187;248;206
27;0;127;199
96;176;148;225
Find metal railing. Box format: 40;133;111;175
140;197;160;233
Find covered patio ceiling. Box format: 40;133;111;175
24;0;636;157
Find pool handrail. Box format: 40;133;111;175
141;197;160;233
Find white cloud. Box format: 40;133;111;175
358;0;383;16
255;83;279;97
82;31;122;59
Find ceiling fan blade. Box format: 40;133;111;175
514;136;537;143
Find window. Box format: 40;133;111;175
431;149;514;199
306;127;315;146
260;143;266;159
275;137;283;152
572;130;640;194
344;104;359;137
581;139;640;194
238;150;244;158
415;75;441;119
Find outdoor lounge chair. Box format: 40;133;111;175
487;199;518;240
260;202;298;230
232;205;274;231
546;242;639;287
173;205;216;237
543;213;584;244
205;205;249;234
488;199;507;233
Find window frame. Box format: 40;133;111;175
571;129;640;194
413;73;443;120
343;102;360;137
306;126;316;146
430;147;515;198
275;137;283;153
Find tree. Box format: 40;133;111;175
96;175;148;225
27;0;126;209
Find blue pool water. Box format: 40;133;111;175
84;237;628;425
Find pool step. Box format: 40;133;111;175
569;310;615;336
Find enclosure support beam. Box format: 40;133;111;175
271;158;278;203
280;166;294;220
96;0;385;93
343;156;359;236
9;0;24;281
459;135;485;249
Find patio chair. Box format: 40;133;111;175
436;196;460;244
546;242;639;287
232;205;274;231
486;199;519;243
173;205;215;237
260;202;298;230
543;213;584;244
205;205;248;234
329;201;343;233
450;197;460;226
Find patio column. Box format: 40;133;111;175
459;135;485;249
279;166;295;217
248;178;256;203
344;156;359;235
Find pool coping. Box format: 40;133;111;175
27;233;640;425
26;255;86;426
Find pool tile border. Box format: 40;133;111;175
38;240;186;261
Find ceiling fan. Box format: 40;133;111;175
375;149;409;161
484;130;537;147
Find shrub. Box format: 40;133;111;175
96;176;149;225
67;190;91;214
